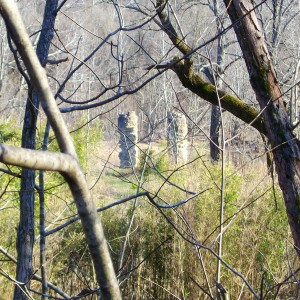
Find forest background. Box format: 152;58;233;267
0;0;300;299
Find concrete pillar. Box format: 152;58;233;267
167;109;188;164
118;111;138;168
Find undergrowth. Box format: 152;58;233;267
0;119;296;299
45;154;293;299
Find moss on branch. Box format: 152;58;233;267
155;0;265;135
171;60;266;135
156;0;192;56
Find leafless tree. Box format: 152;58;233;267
0;1;121;299
1;0;300;299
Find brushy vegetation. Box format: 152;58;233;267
0;120;297;299
43;159;293;299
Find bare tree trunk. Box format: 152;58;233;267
209;0;225;162
13;1;58;299
39;121;50;300
210;105;221;161
224;0;300;257
0;1;122;298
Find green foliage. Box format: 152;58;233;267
138;148;170;178
155;153;169;173
0;121;21;251
48;222;97;295
71;116;104;168
0;120;21;144
46;115;103;168
43;116;104;191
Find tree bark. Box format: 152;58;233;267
223;0;300;257
13;1;58;299
210;105;221;161
209;0;226;162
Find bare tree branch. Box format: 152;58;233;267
0;1;121;299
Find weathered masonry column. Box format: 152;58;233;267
118;111;138;168
167;109;188;164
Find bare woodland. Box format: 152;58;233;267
0;0;300;299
